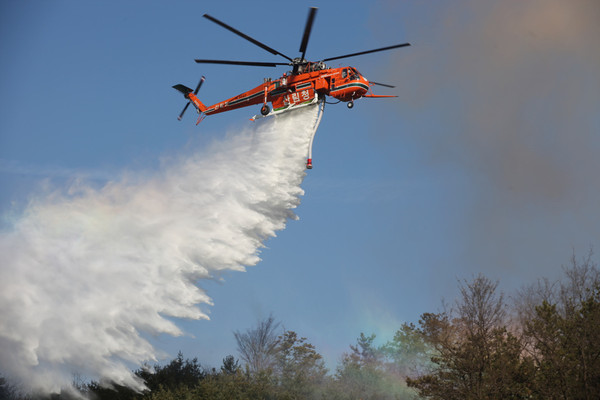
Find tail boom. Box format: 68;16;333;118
173;84;208;113
187;93;207;113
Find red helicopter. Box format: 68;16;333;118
174;7;409;122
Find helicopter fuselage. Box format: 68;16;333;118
189;66;370;117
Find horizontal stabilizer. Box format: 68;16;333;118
173;84;193;96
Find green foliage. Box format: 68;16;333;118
335;333;421;400
220;355;240;375
406;263;600;400
525;287;600;399
139;352;206;392
381;323;433;378
87;352;205;400
274;330;328;399
407;276;535;400
145;384;199;400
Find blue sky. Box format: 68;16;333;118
2;0;600;378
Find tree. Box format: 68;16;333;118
381;322;434;378
88;352;205;400
234;315;280;375
407;275;534;399
138;352;205;392
0;377;27;400
220;355;240;375
522;254;600;399
348;333;380;367
335;333;394;400
274;330;327;399
334;332;421;400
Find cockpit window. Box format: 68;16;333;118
342;69;347;78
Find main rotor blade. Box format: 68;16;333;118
299;7;318;60
323;43;411;62
370;81;395;88
194;59;288;67
203;14;293;62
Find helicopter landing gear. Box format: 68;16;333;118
347;101;354;109
260;104;270;116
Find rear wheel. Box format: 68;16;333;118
347;101;354;109
261;105;270;115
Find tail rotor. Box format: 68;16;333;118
178;102;191;121
174;76;205;120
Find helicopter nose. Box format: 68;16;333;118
359;77;369;93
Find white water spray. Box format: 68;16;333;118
0;105;321;394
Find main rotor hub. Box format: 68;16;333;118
292;57;308;65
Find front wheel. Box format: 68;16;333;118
260;105;270;116
347;101;354;109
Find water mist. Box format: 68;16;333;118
0;105;320;394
